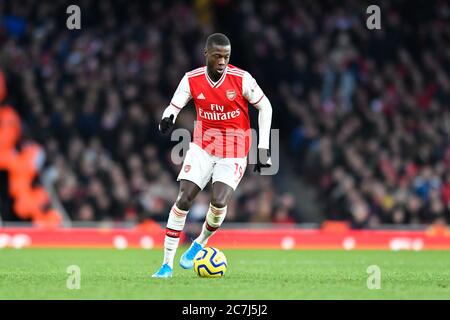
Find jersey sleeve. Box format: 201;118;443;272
242;71;272;149
162;74;192;120
242;71;265;105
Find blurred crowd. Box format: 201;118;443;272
0;0;296;226
244;0;449;227
0;0;449;227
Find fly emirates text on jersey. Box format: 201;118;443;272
198;104;241;121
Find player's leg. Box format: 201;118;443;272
166;181;201;263
179;182;234;269
153;143;213;277
194;181;234;245
197;157;247;245
152;180;201;278
180;156;247;269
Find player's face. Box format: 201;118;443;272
205;45;231;78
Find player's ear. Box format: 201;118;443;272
204;48;208;57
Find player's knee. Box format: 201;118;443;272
176;192;196;211
210;197;227;209
176;198;191;211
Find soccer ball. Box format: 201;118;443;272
193;247;227;278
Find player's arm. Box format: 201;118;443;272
243;71;273;173
159;74;192;134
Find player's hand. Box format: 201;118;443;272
253;148;272;173
158;114;174;134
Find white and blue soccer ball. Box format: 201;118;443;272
193;247;227;278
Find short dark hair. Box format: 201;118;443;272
206;33;231;49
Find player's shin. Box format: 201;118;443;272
163;205;188;268
195;204;227;246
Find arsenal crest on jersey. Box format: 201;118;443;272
226;89;236;101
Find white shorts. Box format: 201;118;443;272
177;142;247;190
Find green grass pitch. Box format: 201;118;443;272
0;248;449;299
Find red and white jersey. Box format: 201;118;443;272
169;64;265;158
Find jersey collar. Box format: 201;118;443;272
205;66;228;89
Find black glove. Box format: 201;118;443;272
158;114;174;134
253;148;272;173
